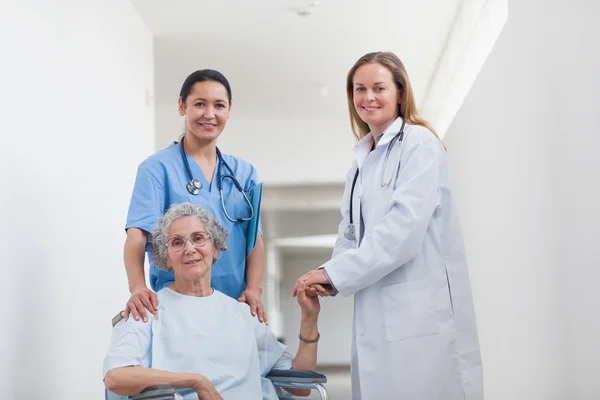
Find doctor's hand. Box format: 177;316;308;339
238;287;268;324
124;286;158;323
292;269;333;298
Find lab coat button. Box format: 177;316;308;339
360;332;364;337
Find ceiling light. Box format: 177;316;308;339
294;1;320;18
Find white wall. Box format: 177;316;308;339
0;1;154;398
280;249;353;365
421;0;507;137
155;103;356;185
554;3;600;397
445;0;600;398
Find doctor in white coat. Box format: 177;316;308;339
293;51;483;399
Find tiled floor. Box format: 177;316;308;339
306;366;352;400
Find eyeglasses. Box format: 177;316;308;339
166;232;212;252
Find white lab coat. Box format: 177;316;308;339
322;117;483;400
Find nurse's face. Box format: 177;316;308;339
166;216;217;281
178;81;231;144
352;63;399;134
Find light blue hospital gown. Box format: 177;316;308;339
104;289;293;400
126;142;261;299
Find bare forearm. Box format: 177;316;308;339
124;228;148;292
104;366;201;397
286;314;319;397
292;314;319;371
245;234;265;291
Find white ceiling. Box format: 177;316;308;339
131;0;463;119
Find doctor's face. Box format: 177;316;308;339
352;63;399;134
166;216;217;282
178;81;231;144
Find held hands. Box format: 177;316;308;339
294;281;321;317
124;285;158;322
238;287;268;324
292;269;334;299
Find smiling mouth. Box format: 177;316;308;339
362;106;381;111
199;123;217;127
184;259;202;265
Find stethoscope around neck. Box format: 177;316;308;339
180;136;254;223
343;119;406;241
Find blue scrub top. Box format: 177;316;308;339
125;142;261;299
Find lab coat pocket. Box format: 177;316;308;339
381;280;439;342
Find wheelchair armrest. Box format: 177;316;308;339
129;385;177;400
266;369;327;384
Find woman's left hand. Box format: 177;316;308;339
292;269;333;297
295;281;321;317
238;287;267;324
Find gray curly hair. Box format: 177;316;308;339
149;203;229;272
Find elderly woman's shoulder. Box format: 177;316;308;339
154;289;248;314
214;290;254;314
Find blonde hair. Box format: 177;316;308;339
346;51;440;141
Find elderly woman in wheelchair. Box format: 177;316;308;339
104;203;325;400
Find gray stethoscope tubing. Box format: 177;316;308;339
343;120;406;241
180;137;254;223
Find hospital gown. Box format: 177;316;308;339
103;288;293;400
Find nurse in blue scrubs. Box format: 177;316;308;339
122;69;266;324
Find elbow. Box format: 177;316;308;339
295;388;312;397
104;370;120;393
104;369;135;396
286;388;312;397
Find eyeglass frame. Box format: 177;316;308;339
165;232;213;253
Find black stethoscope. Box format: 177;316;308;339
343;120;406;241
180;137;254;223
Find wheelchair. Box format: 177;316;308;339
105;312;329;400
120;368;328;400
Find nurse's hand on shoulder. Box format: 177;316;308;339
292;270;334;298
238;287;268;324
123;285;158;323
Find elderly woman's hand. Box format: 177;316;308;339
192;374;223;400
295;282;321;317
124;286;158;322
238;287;267;324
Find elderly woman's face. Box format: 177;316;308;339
166;216;217;279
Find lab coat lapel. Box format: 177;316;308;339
353;135;373;170
352;135;373;247
375;117;404;148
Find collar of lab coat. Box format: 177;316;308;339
375;117;404;147
353;117;404;169
354;131;374;170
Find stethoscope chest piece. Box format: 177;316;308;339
179;137;254;223
344;223;356;241
186;179;202;195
